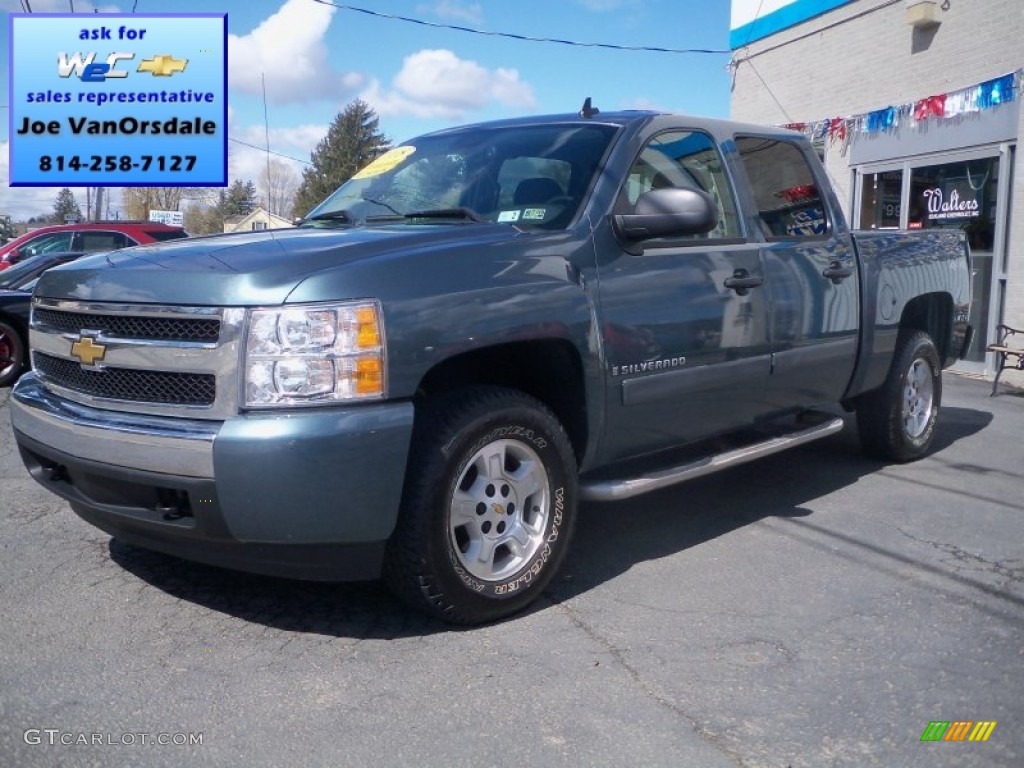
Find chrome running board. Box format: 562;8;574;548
580;416;845;502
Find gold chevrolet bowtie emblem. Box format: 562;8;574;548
71;336;106;366
492;503;506;516
137;55;188;77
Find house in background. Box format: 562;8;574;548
223;207;294;233
729;0;1023;385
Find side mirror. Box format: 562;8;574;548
612;187;719;242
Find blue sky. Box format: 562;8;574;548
1;0;733;219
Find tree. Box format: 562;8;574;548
51;188;83;224
181;180;259;235
292;100;390;218
0;216;16;244
122;187;211;220
259;159;299;219
222;179;258;218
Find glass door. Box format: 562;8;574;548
908;156;999;363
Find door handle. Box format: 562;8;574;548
822;261;853;284
723;269;764;296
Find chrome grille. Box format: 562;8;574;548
30;299;244;418
34;308;221;342
35;352;216;406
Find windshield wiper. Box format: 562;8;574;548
403;207;488;223
296;209;359;227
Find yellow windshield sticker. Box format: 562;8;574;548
352;146;417;179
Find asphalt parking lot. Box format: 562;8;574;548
1;373;1021;767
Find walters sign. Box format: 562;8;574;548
923;187;980;221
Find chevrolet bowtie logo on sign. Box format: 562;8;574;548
137;54;188;77
920;720;997;742
70;335;107;366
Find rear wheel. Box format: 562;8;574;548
856;330;942;462
0;319;25;387
384;387;577;624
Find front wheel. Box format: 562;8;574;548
0;319;26;388
384;387;577;624
856;330;942;462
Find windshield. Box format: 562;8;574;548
301;122;619;230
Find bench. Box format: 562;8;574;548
987;324;1024;396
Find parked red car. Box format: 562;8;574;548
0;221;188;270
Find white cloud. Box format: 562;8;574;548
416;0;484;25
573;0;640;10
623;97;669;112
361;49;535;120
228;0;363;105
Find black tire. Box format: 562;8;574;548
0;319;26;388
856;330;942;462
384;387;577;624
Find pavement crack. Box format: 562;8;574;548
545;592;751;768
896;527;1024;585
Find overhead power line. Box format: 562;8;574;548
310;0;730;55
229;137;313;166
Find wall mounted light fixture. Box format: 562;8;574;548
905;0;941;28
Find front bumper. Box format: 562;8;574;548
11;373;415;580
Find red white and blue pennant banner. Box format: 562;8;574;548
782;70;1022;150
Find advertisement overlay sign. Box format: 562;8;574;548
9;13;227;187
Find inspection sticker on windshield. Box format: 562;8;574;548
352;146;416;179
522;208;546;221
497;210;521;223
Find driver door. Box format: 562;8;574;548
596;128;772;462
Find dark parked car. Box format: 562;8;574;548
0;252;86;386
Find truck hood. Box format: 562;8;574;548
34;225;516;306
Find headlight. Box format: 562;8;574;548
244;301;385;407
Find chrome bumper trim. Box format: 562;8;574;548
11;373;219;477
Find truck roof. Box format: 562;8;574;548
416;109;805;143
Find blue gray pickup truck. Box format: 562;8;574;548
10;107;971;624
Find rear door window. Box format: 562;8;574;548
735;136;829;239
145;229;188;242
77;231;133;252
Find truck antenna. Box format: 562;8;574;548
579;97;600;119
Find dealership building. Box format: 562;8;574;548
729;0;1023;385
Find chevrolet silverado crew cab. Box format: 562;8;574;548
10;106;971;624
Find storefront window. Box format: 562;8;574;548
859;170;902;229
909;157;999;362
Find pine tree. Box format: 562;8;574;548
51;188;83;224
292;100;390;218
221;179;259;218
